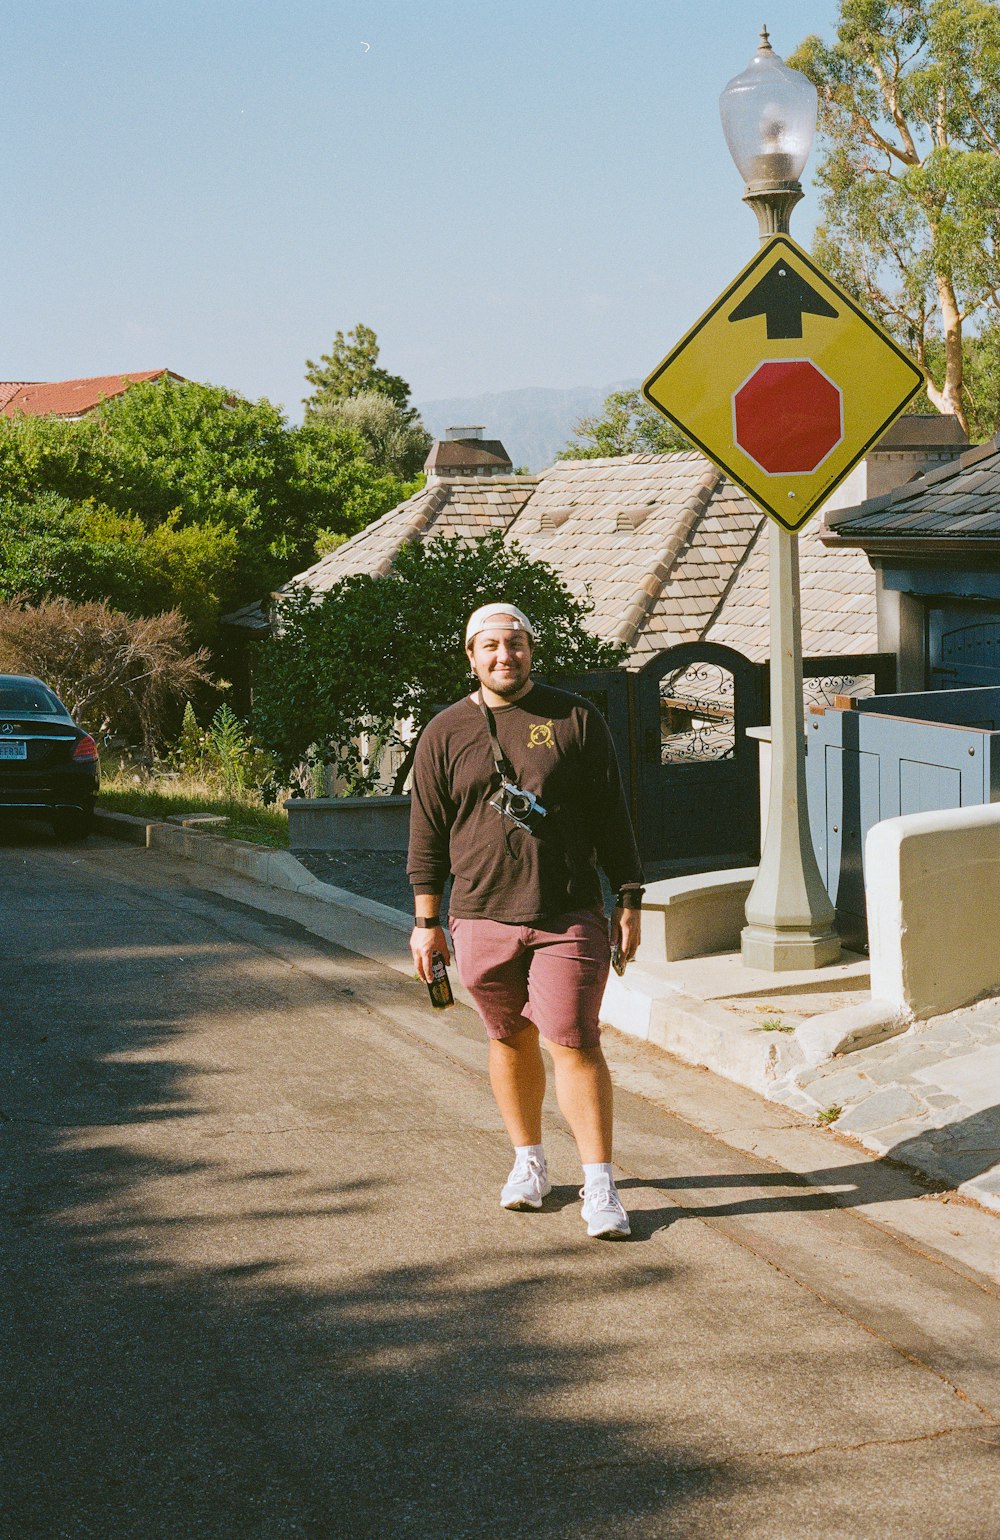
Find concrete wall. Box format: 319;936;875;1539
285;796;411;852
635;869;756;964
867;802;1000;1019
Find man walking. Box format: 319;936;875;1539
408;603;644;1238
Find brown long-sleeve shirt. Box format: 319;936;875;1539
407;683;644;923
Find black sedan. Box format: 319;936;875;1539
0;674;100;839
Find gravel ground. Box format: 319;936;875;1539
294;851;420;916
293;850;629;921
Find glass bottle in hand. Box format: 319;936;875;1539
427;951;454;1009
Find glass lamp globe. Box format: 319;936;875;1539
719;27;817;185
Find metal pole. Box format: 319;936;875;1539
739;184;840;972
742;522;839;969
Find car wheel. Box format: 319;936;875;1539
52;808;94;842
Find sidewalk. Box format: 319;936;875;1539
94;810;1000;1221
781;996;1000;1211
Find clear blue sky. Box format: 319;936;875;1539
0;1;844;418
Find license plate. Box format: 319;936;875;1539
0;741;27;759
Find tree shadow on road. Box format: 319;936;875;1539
0;835;731;1539
616;1104;1000;1240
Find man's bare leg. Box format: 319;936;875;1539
546;1041;613;1164
488;1027;546;1147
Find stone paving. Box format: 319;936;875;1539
776;996;1000;1213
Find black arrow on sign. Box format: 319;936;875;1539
728;260;839;339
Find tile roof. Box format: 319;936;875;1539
707;514;877;659
874;413;968;449
284;477;539;593
0;382;36;411
0;370;185;418
278;455;877;665
826;433;1000;543
505;453;762;662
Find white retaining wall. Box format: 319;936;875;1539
867;802;1000;1020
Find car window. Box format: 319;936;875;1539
0;684;66;714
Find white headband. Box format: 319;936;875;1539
465;603;536;645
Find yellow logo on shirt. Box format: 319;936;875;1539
528;720;555;749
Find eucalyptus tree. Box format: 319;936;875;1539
792;0;1000;434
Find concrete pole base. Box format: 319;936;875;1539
740;923;841;973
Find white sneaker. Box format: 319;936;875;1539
500;1155;552;1211
580;1180;631;1239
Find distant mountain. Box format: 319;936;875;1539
415;381;640;473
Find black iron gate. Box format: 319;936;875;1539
541;664;636;811
635;642;766;868
546;648;896;873
546;649;764;870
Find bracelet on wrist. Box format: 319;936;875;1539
414;915;442;929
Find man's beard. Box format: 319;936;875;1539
475;662;531;699
489;677;527;698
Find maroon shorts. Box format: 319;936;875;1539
448;908;611;1050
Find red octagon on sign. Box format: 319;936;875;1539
732;360;843;475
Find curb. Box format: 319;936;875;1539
601;965;804;1097
93;809;154;845
93;806;882;1094
93;808;411;933
91;807;1000;1230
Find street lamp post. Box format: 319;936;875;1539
721;29;840;971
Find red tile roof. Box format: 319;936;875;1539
0;370;186;419
0;382;36;410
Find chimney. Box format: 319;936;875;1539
424;426;513;481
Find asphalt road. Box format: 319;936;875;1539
3;826;1000;1539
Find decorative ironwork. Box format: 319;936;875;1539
656;665;877;762
661;663;736;711
661;722;736;763
803;674;875;708
660;663;737;762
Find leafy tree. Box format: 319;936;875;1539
0;495;239;640
303;322;417;418
309;389;432;479
78;377;399;586
559;388;691;458
791;0;1000;434
0;378;410;630
0;597;211;749
907;320;1000;439
253;530;624;794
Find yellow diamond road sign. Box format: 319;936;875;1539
642;235;925;533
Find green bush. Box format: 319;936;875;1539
253;530;624;795
169;700;279;803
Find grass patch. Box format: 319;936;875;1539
100;777;288;848
753;1017;794;1033
817;1104;843;1126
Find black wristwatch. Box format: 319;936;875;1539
414;915;442;929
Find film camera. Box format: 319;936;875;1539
489;779;548;835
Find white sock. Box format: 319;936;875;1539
515;1143;546;1166
583;1161;614;1188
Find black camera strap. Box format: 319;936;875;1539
476;695;517;785
474;691;553;857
